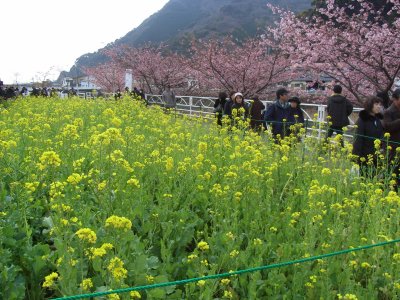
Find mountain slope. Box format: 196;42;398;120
59;0;311;80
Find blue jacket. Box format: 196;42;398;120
264;100;292;137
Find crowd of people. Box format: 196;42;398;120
114;87;146;101
213;88;305;136
0;85;83;99
212;85;400;185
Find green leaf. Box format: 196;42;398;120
147;288;166;299
147;256;160;269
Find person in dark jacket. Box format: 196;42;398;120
288;97;305;125
223;91;236;117
287;96;305;138
214;91;227;126
326;85;353;138
224;92;249;127
382;89;400;187
352;96;384;170
249;95;265;131
264;88;291;139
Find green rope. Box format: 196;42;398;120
54;238;400;300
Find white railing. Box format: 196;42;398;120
145;94;362;140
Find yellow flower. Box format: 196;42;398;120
105;215;132;231
38;151;61;170
337;294;358;300
107;257;128;281
349;260;357;268
90;247;107;258
127;178;140;188
130;291;141;299
269;226;278;232
42;272;59;288
146;275;154;283
187;254;198;263
253;238;263;246
223;290;233;299
197;240;210;251
107;294;120;300
75;228;97;243
230;250;239;258
98;180;107;191
67;173;83;185
165;157;174;171
198;142;208;153
361;262;371;269
201;259;209;266
25;181;39;192
221;278;230;285
80;278;93;291
197;280;206;287
393;253;400;261
234;192;242;201
226;232;235;240
60;219;69;226
101;243;114;251
321;168;331;175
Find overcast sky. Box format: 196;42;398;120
0;0;169;84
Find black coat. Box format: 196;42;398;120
383;103;400;147
287;107;305;125
352;110;383;160
327;94;353;127
214;97;227;113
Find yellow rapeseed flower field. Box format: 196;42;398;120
0;96;399;299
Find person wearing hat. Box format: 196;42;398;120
263;88;292;139
223;92;249;120
287;96;305;137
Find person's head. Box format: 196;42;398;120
276;88;289;102
234;92;244;104
392;89;400;108
288;96;300;108
252;95;260;102
219;91;228;100
376;91;390;106
392;89;400;101
229;91;236;101
333;85;342;94
363;96;383;115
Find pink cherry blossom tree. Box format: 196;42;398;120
271;0;400;104
189;36;293;97
106;45;192;94
84;61;125;92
